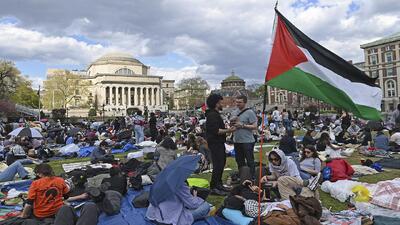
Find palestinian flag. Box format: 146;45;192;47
265;10;382;120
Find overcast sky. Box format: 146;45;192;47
0;0;399;89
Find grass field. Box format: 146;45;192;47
36;135;400;212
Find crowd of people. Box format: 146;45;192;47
0;96;399;225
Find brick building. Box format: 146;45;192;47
361;32;400;112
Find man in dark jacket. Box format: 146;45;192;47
205;94;236;196
279;130;298;156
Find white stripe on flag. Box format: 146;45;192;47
296;47;382;110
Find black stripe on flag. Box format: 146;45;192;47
275;9;378;87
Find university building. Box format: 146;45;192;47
212;71;249;109
361;32;400;112
46;52;174;117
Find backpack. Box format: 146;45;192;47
132;191;149;208
322;166;332;181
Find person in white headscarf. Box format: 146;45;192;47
260;149;320;200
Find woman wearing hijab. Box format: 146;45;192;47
260;149;321;200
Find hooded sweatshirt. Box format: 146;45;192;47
268;149;301;179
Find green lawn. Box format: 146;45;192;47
37;137;400;212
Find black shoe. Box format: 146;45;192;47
218;185;232;192
210;188;228;196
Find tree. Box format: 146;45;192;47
42;70;90;109
0;60;21;99
177;77;210;109
11;79;40;108
247;83;262;99
88;108;97;117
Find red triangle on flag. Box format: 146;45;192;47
265;15;307;81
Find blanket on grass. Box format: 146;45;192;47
0;181;236;225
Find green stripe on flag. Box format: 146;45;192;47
267;67;381;121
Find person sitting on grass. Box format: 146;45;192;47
302;129;316;147
316;133;342;158
101;167;127;196
299;145;322;180
346;120;361;144
146;182;210;225
260;149;321;201
90;140;114;164
360;127;372;147
389;128;400;152
373;128;390;151
20;164;99;225
279;130;297;156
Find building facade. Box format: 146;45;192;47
46;52;174;117
212;71;248;108
173;88;208;110
361;32;400;112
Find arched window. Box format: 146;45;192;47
386;80;396;97
115;68;134;75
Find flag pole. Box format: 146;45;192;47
38;85;41;121
257;4;279;225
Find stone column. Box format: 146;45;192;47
136;87;140;106
119;87;123;106
142;87;147;106
128;87;131;106
104;86;108;105
155;88;160;106
112;86;116;106
122;86;126;107
160;88;163;105
148;87;152;106
131;87;137;105
152;88;156;106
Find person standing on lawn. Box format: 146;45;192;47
231;95;257;178
205;94;236;196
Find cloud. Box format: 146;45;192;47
0;0;399;86
0;23;117;65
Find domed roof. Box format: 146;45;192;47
92;52;143;65
222;71;244;82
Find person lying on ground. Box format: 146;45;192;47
299;145;322;180
225;166;269;208
0;160;30;182
259;149;321;200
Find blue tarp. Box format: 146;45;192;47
111;143;138;154
98;186;236;225
79;146;97;158
0;180;32;192
1;181;235;225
